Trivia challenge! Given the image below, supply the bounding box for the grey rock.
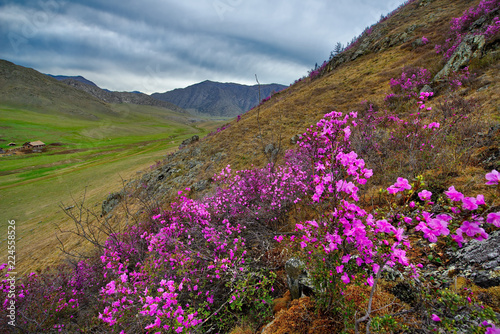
[192,179,208,192]
[211,152,226,162]
[290,134,302,144]
[264,143,279,161]
[179,135,199,149]
[420,85,434,94]
[102,192,123,216]
[433,34,485,82]
[412,37,427,48]
[448,230,500,288]
[285,258,315,300]
[187,160,200,169]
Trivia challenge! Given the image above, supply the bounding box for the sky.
[0,0,407,94]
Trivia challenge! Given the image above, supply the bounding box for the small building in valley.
[8,142,16,147]
[23,141,46,151]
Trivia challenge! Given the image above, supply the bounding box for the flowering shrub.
[275,109,500,332]
[0,260,105,332]
[447,66,475,89]
[435,0,500,59]
[308,61,328,80]
[386,66,431,103]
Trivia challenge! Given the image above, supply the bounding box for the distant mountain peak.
[152,80,287,117]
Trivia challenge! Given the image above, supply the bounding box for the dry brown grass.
[452,276,500,312]
[261,296,339,334]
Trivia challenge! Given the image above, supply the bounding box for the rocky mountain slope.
[152,80,287,117]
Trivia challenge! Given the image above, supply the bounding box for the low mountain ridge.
[0,59,116,119]
[59,78,187,113]
[47,74,99,87]
[152,80,287,117]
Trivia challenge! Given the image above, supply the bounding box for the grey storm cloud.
[0,0,407,94]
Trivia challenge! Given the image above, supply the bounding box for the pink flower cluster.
[388,66,431,100]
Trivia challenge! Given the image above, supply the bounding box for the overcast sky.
[0,0,407,94]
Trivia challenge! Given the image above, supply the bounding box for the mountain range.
[46,74,286,117]
[152,80,287,117]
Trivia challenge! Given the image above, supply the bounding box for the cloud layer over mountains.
[0,0,406,93]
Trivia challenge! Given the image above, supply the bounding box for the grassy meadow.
[0,103,227,272]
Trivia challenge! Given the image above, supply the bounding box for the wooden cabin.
[23,141,46,151]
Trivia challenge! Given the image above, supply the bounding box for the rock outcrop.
[448,231,500,288]
[433,34,486,82]
[285,258,314,300]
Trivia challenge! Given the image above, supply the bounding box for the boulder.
[102,192,123,216]
[285,258,314,300]
[179,135,199,149]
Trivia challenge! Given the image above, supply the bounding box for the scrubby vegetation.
[2,0,500,333]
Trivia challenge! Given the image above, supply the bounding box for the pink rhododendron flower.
[428,122,439,129]
[462,197,478,210]
[341,272,350,284]
[457,221,482,237]
[487,212,500,227]
[431,314,441,322]
[485,170,500,185]
[387,177,412,194]
[427,217,450,237]
[418,190,432,201]
[367,275,374,286]
[485,324,500,334]
[476,194,485,206]
[445,186,464,201]
[376,219,395,234]
[307,220,319,228]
